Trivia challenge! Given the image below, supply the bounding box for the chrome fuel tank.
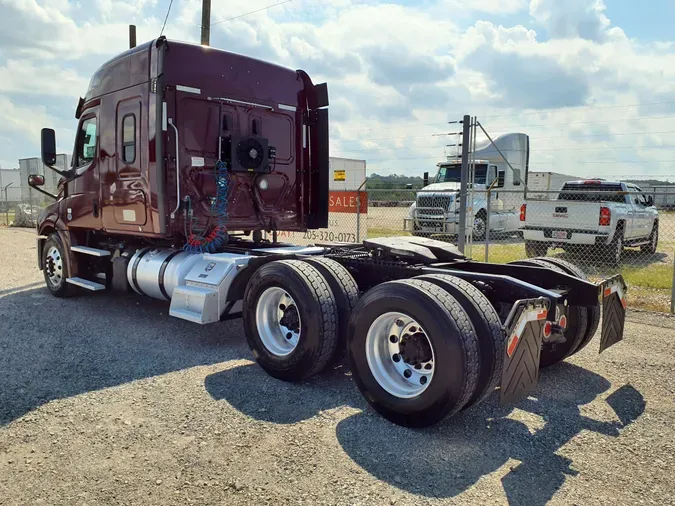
[126,248,202,300]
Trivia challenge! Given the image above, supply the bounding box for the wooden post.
[201,0,211,46]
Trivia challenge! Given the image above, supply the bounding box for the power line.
[159,0,174,36]
[209,0,292,27]
[335,155,675,163]
[336,129,675,145]
[338,144,675,155]
[344,100,675,134]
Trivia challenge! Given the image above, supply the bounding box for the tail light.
[599,206,611,226]
[520,203,527,222]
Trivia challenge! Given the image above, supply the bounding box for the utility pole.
[201,0,211,46]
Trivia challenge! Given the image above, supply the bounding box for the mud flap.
[599,275,627,353]
[499,298,550,406]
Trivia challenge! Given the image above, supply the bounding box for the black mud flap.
[499,298,550,406]
[599,275,627,353]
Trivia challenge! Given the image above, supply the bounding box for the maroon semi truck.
[28,37,628,427]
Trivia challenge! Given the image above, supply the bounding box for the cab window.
[76,117,97,167]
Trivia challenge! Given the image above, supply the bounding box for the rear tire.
[525,241,548,258]
[605,226,624,267]
[42,233,71,298]
[641,221,658,255]
[302,257,359,366]
[414,274,504,409]
[242,260,338,382]
[532,257,600,356]
[473,212,487,241]
[508,259,588,368]
[347,279,480,427]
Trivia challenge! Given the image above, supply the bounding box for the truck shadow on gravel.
[205,362,645,506]
[0,287,250,426]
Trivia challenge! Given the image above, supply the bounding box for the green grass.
[0,212,15,226]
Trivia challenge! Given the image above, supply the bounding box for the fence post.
[671,251,675,314]
[458,115,470,254]
[485,190,490,262]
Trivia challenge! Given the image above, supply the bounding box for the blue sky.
[1,0,675,180]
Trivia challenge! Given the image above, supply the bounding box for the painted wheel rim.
[365,312,435,398]
[474,217,486,238]
[45,246,63,288]
[255,287,301,357]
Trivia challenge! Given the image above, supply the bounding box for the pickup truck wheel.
[302,257,359,366]
[508,259,588,367]
[525,241,548,258]
[605,228,624,266]
[414,274,504,409]
[243,260,338,381]
[530,257,600,356]
[42,234,71,298]
[641,222,658,255]
[347,279,480,427]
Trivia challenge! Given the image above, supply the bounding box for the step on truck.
[28,36,628,428]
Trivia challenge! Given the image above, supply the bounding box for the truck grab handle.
[168,118,181,219]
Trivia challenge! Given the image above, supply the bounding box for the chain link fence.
[3,185,672,313]
[359,186,674,313]
[0,186,49,227]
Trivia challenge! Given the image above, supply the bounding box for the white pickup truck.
[521,180,659,265]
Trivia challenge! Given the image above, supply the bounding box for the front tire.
[42,233,71,298]
[473,212,487,241]
[242,260,338,382]
[347,279,480,427]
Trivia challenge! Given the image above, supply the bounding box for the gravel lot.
[1,227,675,506]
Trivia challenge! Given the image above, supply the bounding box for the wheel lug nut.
[420,376,427,385]
[392,354,401,363]
[389,335,398,343]
[403,369,412,379]
[279,304,286,310]
[286,332,292,340]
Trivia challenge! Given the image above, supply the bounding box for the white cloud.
[529,0,610,41]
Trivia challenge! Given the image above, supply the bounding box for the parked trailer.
[28,36,627,428]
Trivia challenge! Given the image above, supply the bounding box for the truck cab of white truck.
[405,132,529,241]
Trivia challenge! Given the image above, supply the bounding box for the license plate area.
[552,230,568,239]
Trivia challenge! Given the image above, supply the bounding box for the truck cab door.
[110,99,147,228]
[63,113,102,230]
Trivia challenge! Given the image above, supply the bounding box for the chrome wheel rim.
[255,287,301,356]
[473,216,486,239]
[45,246,63,288]
[365,312,435,398]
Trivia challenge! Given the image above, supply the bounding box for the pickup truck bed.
[521,181,659,265]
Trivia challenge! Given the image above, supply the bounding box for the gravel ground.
[1,227,674,506]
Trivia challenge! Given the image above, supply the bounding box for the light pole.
[4,182,13,225]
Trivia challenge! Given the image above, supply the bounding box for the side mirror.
[41,128,57,166]
[29,174,45,187]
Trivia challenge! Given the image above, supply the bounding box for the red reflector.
[520,203,527,222]
[543,321,552,338]
[604,287,612,297]
[599,206,611,226]
[558,314,567,330]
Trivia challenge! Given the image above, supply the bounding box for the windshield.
[435,164,487,184]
